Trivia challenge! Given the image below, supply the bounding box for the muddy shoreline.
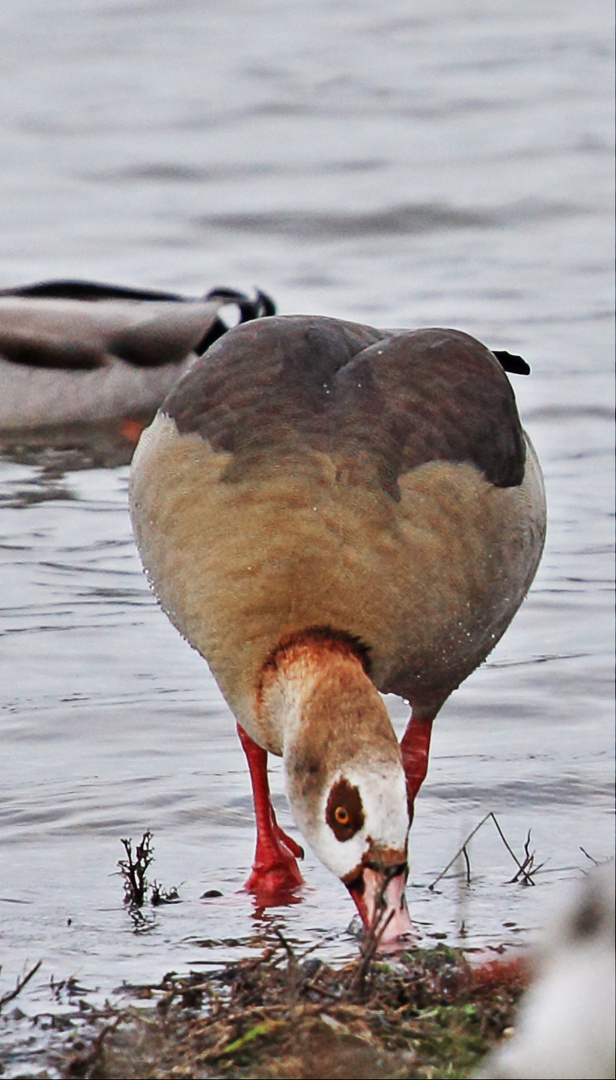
[1,939,527,1080]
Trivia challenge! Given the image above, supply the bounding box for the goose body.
[0,280,274,429]
[129,314,546,940]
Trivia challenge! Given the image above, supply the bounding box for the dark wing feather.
[0,280,185,302]
[166,315,526,490]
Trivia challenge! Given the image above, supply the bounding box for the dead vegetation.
[2,820,542,1078]
[0,959,42,1012]
[118,832,181,930]
[57,939,527,1080]
[62,818,534,1078]
[119,833,155,909]
[428,812,545,891]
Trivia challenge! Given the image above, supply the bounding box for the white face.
[284,757,410,882]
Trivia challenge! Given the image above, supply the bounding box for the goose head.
[257,628,413,941]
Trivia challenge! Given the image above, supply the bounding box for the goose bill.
[346,862,413,942]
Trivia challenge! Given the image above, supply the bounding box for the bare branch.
[0,960,42,1011]
[429,812,542,890]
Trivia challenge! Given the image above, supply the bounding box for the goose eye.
[326,778,365,842]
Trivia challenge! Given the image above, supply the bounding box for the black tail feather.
[493,349,531,376]
[198,287,276,353]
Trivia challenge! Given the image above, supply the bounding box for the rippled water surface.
[0,1,613,1067]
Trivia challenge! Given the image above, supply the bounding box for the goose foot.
[237,723,304,901]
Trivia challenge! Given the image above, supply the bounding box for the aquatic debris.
[118,832,181,919]
[150,880,181,906]
[57,940,527,1079]
[118,832,155,909]
[428,812,545,891]
[0,959,42,1012]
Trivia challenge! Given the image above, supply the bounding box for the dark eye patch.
[326,778,365,842]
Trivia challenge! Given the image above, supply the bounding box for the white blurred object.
[477,860,615,1080]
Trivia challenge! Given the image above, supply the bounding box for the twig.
[429,812,493,890]
[64,1014,122,1076]
[493,819,540,886]
[271,926,296,962]
[429,812,541,890]
[507,829,544,884]
[151,880,181,906]
[118,831,154,907]
[0,960,42,1011]
[350,869,399,999]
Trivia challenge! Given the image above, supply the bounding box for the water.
[0,0,613,1068]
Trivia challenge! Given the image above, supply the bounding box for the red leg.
[400,711,435,819]
[236,723,304,899]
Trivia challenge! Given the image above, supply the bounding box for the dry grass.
[57,942,527,1080]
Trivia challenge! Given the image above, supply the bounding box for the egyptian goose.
[129,314,546,941]
[0,279,274,429]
